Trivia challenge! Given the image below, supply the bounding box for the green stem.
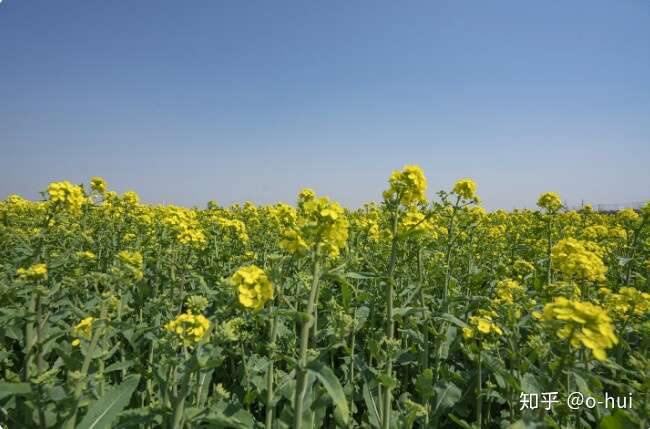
[293,255,322,429]
[171,353,192,429]
[265,313,279,429]
[381,207,400,429]
[64,309,105,429]
[546,215,553,285]
[476,349,482,429]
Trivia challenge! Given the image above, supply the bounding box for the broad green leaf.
[77,375,140,429]
[306,360,349,425]
[0,381,31,400]
[438,313,468,328]
[599,410,637,429]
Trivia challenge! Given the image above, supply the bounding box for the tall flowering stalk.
[279,189,348,429]
[537,192,563,285]
[380,165,427,429]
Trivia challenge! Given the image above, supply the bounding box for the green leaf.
[438,313,468,328]
[306,360,349,425]
[431,381,461,415]
[361,382,381,429]
[77,375,140,429]
[0,381,31,400]
[104,360,134,373]
[599,410,637,429]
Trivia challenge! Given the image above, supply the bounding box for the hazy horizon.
[2,1,649,210]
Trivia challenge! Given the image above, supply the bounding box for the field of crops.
[1,166,649,429]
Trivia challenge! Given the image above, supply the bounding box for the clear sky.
[1,1,649,210]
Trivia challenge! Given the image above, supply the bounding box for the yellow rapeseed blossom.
[452,178,478,201]
[537,192,563,212]
[164,313,210,346]
[599,287,650,320]
[230,265,274,310]
[493,278,525,305]
[210,214,248,243]
[76,251,96,261]
[280,191,349,258]
[161,206,206,248]
[122,191,140,206]
[382,165,427,206]
[117,250,144,280]
[71,316,95,347]
[541,297,618,361]
[90,176,107,193]
[617,208,640,224]
[551,238,607,282]
[16,263,48,281]
[464,309,503,339]
[352,204,381,242]
[47,181,87,211]
[118,250,142,267]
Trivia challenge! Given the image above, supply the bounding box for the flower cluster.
[230,265,274,310]
[493,278,525,305]
[541,297,618,361]
[382,165,427,206]
[164,313,210,346]
[16,263,48,281]
[452,178,478,201]
[599,287,650,320]
[71,316,95,347]
[90,176,107,194]
[76,250,96,261]
[121,191,140,206]
[209,213,249,243]
[400,208,443,239]
[47,181,87,212]
[352,204,381,242]
[117,250,144,281]
[463,309,503,339]
[161,206,206,248]
[537,192,563,212]
[551,238,607,282]
[280,190,349,258]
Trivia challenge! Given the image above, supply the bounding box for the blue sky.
[1,1,649,210]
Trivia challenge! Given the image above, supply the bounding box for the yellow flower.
[383,165,428,206]
[118,250,142,267]
[467,309,503,338]
[164,313,210,346]
[230,265,274,310]
[161,206,207,248]
[298,188,316,206]
[47,181,87,211]
[617,208,639,224]
[551,238,606,282]
[541,297,618,361]
[122,191,140,205]
[280,192,349,258]
[279,228,309,254]
[493,278,525,305]
[117,250,144,280]
[90,176,107,193]
[537,192,562,212]
[600,287,650,320]
[76,250,96,261]
[452,178,477,200]
[16,263,48,281]
[210,214,248,243]
[71,316,95,346]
